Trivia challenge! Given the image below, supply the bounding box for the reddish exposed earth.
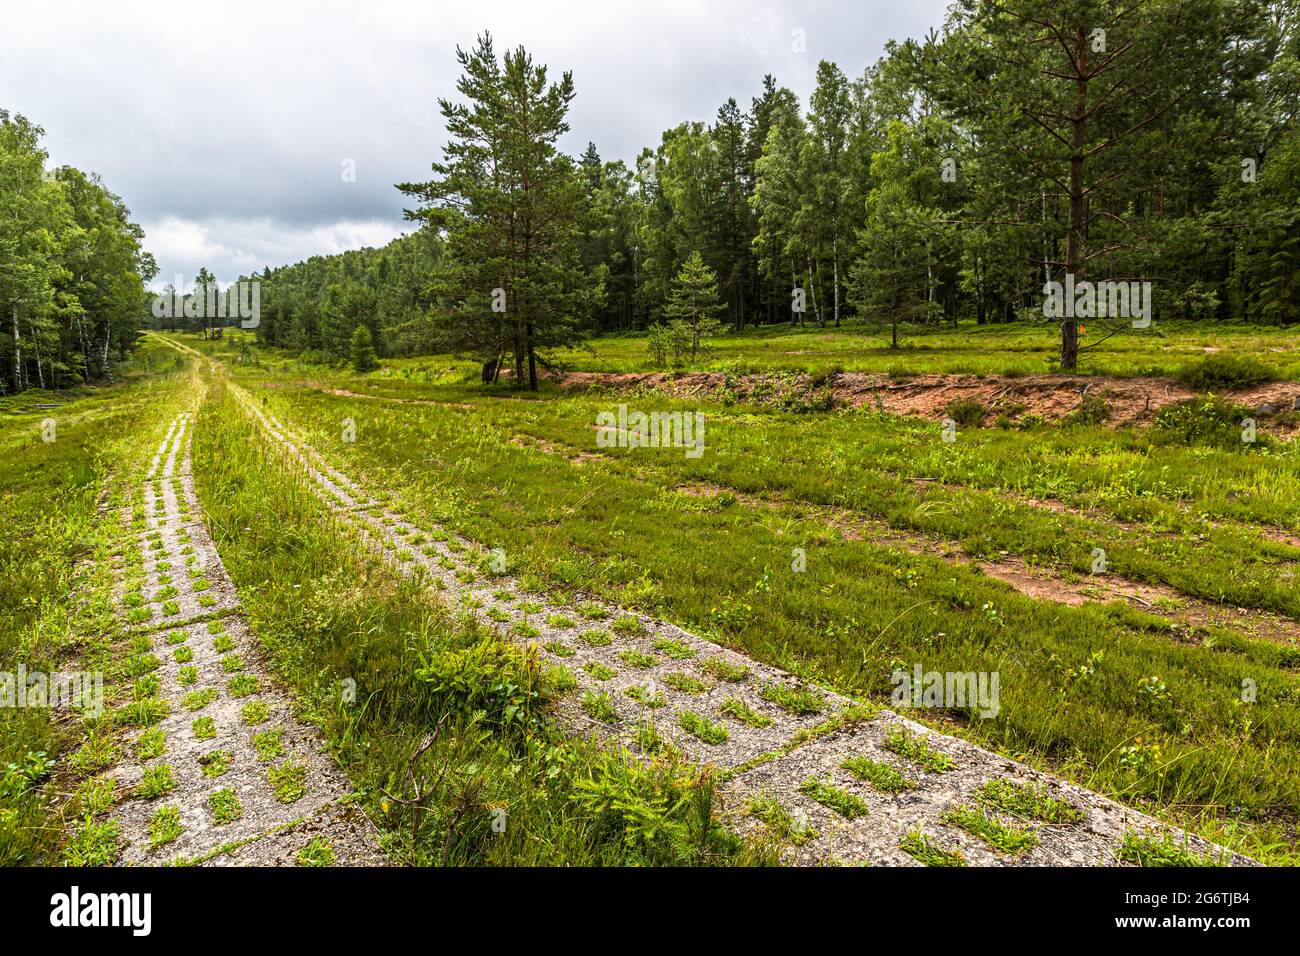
[551,369,1300,433]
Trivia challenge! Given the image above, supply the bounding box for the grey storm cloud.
[2,0,949,286]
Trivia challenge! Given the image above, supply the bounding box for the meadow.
[0,338,772,866]
[5,323,1297,865]
[0,343,193,864]
[545,320,1300,380]
[156,324,1300,864]
[6,0,1298,886]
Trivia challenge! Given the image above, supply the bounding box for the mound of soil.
[550,369,1300,433]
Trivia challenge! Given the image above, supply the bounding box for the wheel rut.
[226,379,1256,867]
[94,408,383,866]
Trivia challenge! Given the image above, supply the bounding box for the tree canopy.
[1,110,154,393]
[159,1,1299,378]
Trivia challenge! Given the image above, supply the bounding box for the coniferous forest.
[230,0,1297,381]
[8,1,1294,392]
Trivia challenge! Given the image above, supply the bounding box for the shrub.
[943,397,985,427]
[1154,397,1257,449]
[1068,394,1112,425]
[349,325,379,373]
[299,348,343,367]
[807,364,844,389]
[647,318,719,369]
[414,639,544,734]
[572,751,737,865]
[1176,354,1274,392]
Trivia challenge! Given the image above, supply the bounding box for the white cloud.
[142,216,409,289]
[3,0,949,285]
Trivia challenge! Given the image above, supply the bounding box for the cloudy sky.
[3,0,950,289]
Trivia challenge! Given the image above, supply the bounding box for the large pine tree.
[398,33,597,389]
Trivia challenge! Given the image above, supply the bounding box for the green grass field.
[152,325,1300,864]
[6,325,1298,865]
[545,320,1300,379]
[1,338,773,866]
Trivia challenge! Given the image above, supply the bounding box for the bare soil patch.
[553,370,1300,433]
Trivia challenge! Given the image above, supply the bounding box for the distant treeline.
[189,1,1298,376]
[1,111,156,395]
[221,230,446,363]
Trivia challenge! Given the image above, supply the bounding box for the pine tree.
[752,112,811,325]
[194,266,218,339]
[949,0,1238,368]
[806,61,853,328]
[349,324,378,372]
[398,33,597,389]
[662,251,724,357]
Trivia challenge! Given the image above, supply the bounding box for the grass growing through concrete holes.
[199,750,233,779]
[134,727,166,761]
[941,804,1038,856]
[759,683,825,716]
[149,805,183,847]
[664,672,708,694]
[0,348,191,863]
[900,829,966,867]
[200,339,1300,862]
[653,637,695,660]
[798,776,869,819]
[618,649,657,668]
[678,710,729,745]
[173,682,214,710]
[720,698,773,728]
[209,788,243,825]
[268,759,308,803]
[841,756,914,793]
[228,674,259,697]
[584,661,617,681]
[745,795,818,846]
[191,377,774,865]
[136,764,176,799]
[581,691,620,724]
[252,729,285,762]
[625,684,667,708]
[700,657,750,682]
[296,836,334,867]
[885,727,955,773]
[975,779,1083,824]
